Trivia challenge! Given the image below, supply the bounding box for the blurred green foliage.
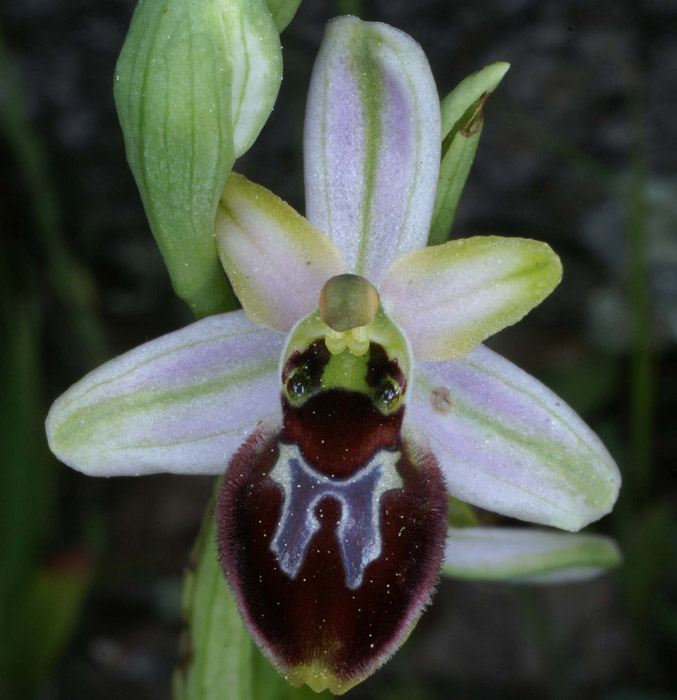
[502,90,677,690]
[0,29,96,699]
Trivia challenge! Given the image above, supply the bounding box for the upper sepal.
[304,16,441,285]
[46,311,283,477]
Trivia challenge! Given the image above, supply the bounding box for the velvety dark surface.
[216,417,448,686]
[281,391,403,479]
[283,339,332,400]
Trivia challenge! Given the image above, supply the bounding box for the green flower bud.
[114,0,283,317]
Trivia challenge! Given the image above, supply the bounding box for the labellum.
[216,276,448,694]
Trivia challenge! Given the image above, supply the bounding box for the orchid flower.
[46,17,621,696]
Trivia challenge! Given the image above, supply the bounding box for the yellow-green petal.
[215,173,344,332]
[380,235,563,361]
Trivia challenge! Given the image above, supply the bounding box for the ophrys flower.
[47,16,621,695]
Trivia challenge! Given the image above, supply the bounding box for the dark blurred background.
[1,0,676,698]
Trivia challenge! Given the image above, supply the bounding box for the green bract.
[174,495,289,700]
[430,61,510,245]
[114,0,283,317]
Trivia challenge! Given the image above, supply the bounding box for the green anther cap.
[319,274,379,332]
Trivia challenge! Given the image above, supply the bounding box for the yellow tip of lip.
[285,662,363,696]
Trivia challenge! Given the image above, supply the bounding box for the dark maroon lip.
[215,415,448,689]
[281,389,404,479]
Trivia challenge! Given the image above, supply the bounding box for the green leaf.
[0,294,46,619]
[173,489,290,700]
[429,62,509,246]
[428,121,482,246]
[114,0,282,317]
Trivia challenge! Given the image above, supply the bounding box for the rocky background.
[1,0,676,698]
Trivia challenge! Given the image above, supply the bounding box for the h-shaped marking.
[268,443,403,590]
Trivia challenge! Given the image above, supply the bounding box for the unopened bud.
[114,0,282,316]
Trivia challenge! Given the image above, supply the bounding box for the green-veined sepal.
[443,527,621,583]
[408,345,621,532]
[46,311,284,476]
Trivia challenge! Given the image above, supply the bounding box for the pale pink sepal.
[46,311,283,476]
[406,345,621,531]
[443,527,621,583]
[304,16,441,286]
